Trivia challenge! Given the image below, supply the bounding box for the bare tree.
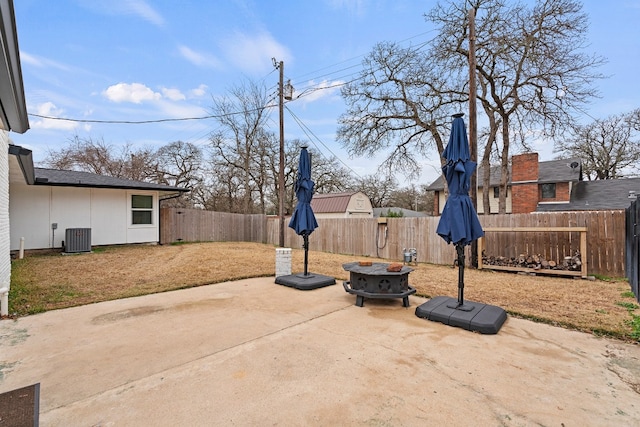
[207,80,274,214]
[555,112,640,180]
[351,174,398,208]
[388,185,434,212]
[339,0,604,214]
[428,0,605,212]
[338,41,463,178]
[156,141,204,207]
[43,135,159,181]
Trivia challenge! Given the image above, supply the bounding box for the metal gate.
[626,200,640,302]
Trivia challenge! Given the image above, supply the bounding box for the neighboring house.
[9,146,188,251]
[373,207,428,218]
[310,191,373,218]
[427,153,583,214]
[0,0,30,316]
[536,177,640,211]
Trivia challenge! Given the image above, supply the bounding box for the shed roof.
[310,192,359,213]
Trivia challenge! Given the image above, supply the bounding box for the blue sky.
[10,0,640,187]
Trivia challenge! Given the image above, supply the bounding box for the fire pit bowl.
[342,262,416,307]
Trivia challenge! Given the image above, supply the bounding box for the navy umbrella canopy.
[289,146,318,236]
[288,146,318,275]
[436,114,483,246]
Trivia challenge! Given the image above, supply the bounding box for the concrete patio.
[1,277,639,426]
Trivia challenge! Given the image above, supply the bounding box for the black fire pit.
[342,262,416,307]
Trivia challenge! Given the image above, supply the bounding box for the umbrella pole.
[303,232,309,276]
[456,244,464,305]
[452,243,475,311]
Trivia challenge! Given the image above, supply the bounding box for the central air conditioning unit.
[64,228,92,253]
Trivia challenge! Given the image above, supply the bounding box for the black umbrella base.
[275,273,336,290]
[415,296,507,334]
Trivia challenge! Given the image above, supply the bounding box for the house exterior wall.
[9,183,160,250]
[434,187,513,215]
[539,181,571,202]
[477,187,512,214]
[0,132,10,292]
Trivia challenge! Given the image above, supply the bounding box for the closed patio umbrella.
[275,146,335,290]
[288,146,318,276]
[416,113,505,334]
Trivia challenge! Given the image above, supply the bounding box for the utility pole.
[468,7,478,267]
[275,59,286,247]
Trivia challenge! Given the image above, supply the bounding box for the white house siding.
[9,184,50,249]
[9,184,160,250]
[0,132,10,293]
[476,188,513,214]
[91,188,127,245]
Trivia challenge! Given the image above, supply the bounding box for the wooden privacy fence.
[160,208,267,244]
[626,200,639,301]
[160,207,626,277]
[266,211,626,277]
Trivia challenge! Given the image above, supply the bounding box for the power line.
[27,103,278,125]
[28,29,437,127]
[285,105,362,179]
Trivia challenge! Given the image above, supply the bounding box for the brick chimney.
[511,153,539,214]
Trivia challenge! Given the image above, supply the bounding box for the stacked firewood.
[481,250,582,271]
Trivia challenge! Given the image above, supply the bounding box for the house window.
[541,183,556,199]
[132,195,153,225]
[493,187,499,198]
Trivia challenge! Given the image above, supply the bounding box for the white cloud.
[78,0,164,27]
[29,102,78,131]
[221,31,291,74]
[178,45,222,69]
[161,87,186,101]
[19,51,72,71]
[189,84,208,98]
[124,0,164,26]
[103,82,162,103]
[297,79,345,104]
[154,99,208,119]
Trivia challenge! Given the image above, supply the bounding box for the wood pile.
[481,250,582,271]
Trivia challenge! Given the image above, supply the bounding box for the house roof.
[536,178,640,212]
[310,192,359,213]
[426,157,582,191]
[0,0,29,133]
[9,144,189,197]
[33,168,189,196]
[538,158,582,184]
